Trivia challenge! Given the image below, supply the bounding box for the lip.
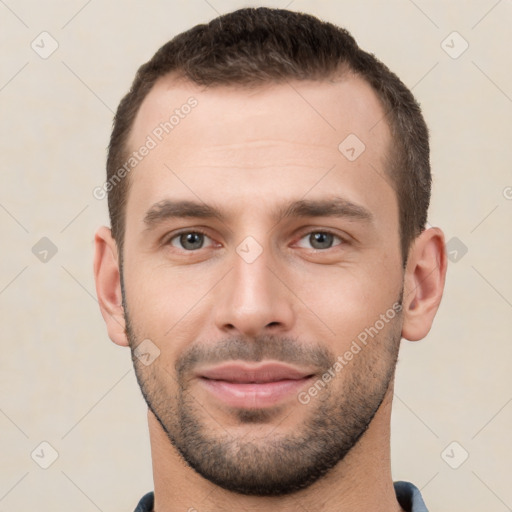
[198,362,313,383]
[197,362,315,409]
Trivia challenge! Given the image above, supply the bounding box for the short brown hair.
[107,7,430,262]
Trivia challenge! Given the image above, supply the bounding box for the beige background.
[1,0,511,510]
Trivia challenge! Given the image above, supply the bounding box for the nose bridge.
[214,238,294,337]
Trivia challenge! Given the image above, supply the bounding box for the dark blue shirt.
[134,481,428,511]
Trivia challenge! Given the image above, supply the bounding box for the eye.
[296,231,344,250]
[168,231,214,251]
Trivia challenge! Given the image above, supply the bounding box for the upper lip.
[197,362,315,383]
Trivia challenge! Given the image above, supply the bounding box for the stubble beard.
[125,299,403,497]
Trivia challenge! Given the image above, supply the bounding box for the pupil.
[311,232,332,249]
[181,233,203,249]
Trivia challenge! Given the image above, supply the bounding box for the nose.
[214,243,295,338]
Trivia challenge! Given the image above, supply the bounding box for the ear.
[93,226,129,347]
[401,227,447,341]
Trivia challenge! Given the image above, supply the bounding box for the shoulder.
[394,481,429,512]
[133,491,154,512]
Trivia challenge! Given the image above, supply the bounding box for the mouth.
[196,362,316,409]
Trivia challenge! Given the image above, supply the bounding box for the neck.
[149,384,404,512]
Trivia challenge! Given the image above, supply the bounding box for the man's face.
[121,75,404,495]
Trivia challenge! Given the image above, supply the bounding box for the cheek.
[122,260,217,370]
[124,258,211,325]
[287,263,402,349]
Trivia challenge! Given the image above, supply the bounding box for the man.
[93,7,447,512]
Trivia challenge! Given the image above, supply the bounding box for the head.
[94,7,446,497]
[106,7,430,263]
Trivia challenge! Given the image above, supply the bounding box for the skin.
[94,73,447,511]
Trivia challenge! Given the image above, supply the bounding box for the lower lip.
[199,377,313,408]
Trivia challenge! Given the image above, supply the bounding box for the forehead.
[129,73,391,158]
[125,74,395,224]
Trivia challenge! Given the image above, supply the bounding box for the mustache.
[175,334,335,377]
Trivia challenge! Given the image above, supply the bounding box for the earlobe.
[93,226,129,347]
[401,227,447,341]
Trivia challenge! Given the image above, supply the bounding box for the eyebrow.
[143,197,373,229]
[276,198,373,223]
[144,200,223,228]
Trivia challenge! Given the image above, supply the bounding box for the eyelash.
[294,230,345,250]
[164,229,347,251]
[165,229,215,249]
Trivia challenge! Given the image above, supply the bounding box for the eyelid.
[163,228,216,249]
[160,227,350,252]
[293,229,348,249]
